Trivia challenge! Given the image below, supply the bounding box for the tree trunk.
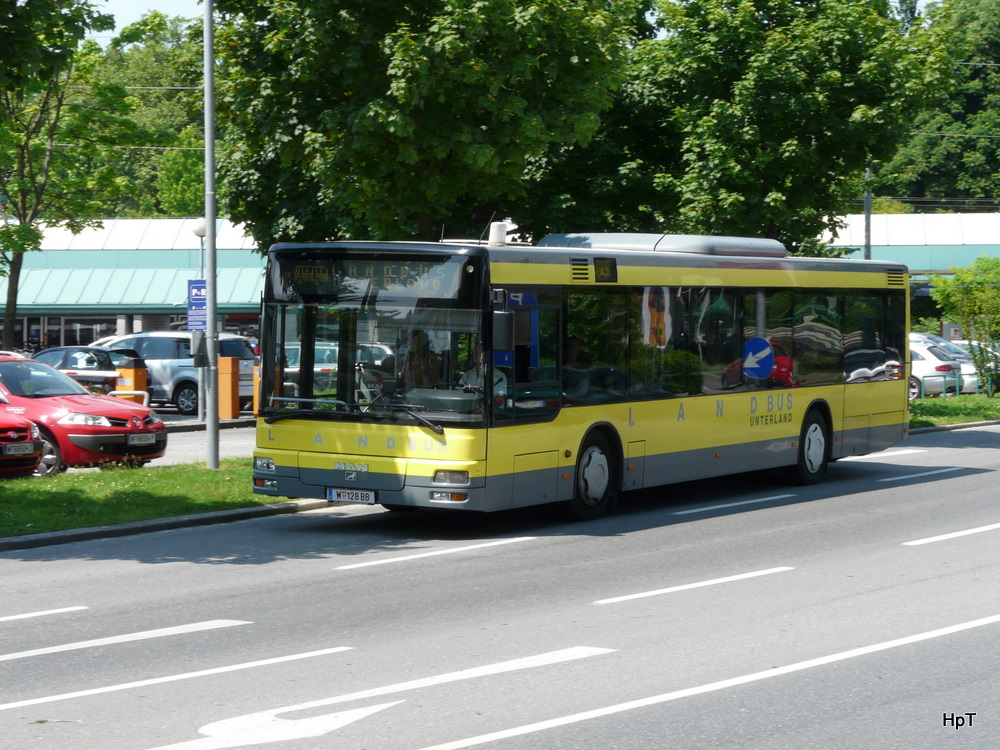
[3,251,25,349]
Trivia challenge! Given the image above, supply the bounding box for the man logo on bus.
[335,462,369,472]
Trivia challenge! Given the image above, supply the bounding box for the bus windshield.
[259,250,491,428]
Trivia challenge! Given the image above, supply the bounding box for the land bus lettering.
[749,394,793,414]
[254,232,908,518]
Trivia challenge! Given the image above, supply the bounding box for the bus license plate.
[327,488,376,505]
[128,434,157,446]
[3,443,35,456]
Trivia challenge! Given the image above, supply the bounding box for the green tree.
[213,0,637,245]
[874,0,1000,213]
[0,29,164,345]
[930,256,1000,395]
[91,12,204,217]
[0,0,111,89]
[518,0,950,253]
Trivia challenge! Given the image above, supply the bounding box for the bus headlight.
[433,470,469,485]
[254,457,276,472]
[430,491,469,503]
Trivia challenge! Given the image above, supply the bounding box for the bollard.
[217,356,240,419]
[114,358,149,405]
[253,364,260,415]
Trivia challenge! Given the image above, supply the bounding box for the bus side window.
[564,288,629,405]
[495,305,559,420]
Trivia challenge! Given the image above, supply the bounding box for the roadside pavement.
[0,412,329,553]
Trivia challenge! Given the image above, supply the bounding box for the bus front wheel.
[787,410,829,485]
[565,433,619,521]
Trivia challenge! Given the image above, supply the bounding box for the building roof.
[826,213,1000,275]
[2,218,264,315]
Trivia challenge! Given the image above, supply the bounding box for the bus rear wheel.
[565,433,618,521]
[787,410,829,485]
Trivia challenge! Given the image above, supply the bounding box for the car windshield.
[0,360,90,397]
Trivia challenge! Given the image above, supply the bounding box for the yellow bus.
[252,227,909,520]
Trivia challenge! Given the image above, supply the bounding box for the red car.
[0,410,43,476]
[0,356,167,475]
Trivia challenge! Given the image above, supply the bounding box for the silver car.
[95,331,257,414]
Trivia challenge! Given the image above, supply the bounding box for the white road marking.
[149,702,404,750]
[0,606,88,622]
[671,495,795,516]
[417,614,1000,750]
[903,521,1000,546]
[336,537,537,569]
[147,647,615,750]
[840,449,927,461]
[592,567,795,605]
[877,467,963,482]
[0,619,249,663]
[0,646,353,711]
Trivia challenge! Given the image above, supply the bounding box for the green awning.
[2,266,264,315]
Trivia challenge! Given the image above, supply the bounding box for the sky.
[91,0,205,41]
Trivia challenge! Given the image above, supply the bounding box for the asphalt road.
[2,425,999,749]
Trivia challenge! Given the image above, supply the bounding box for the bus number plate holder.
[327,488,376,505]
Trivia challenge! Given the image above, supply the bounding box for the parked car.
[33,346,144,394]
[909,332,975,364]
[909,342,976,399]
[94,331,257,415]
[0,356,167,475]
[0,410,43,476]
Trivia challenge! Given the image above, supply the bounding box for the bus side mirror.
[493,311,514,351]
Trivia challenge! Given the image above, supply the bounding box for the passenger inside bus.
[399,330,440,389]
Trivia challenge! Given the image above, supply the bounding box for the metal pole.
[203,0,219,468]
[864,166,872,261]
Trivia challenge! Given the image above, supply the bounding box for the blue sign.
[187,279,207,331]
[742,337,774,379]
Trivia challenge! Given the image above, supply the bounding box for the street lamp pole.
[203,0,219,468]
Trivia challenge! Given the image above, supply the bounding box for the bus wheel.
[566,433,618,521]
[788,410,829,485]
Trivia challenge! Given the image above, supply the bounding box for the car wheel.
[175,382,199,415]
[35,429,65,476]
[908,376,921,401]
[564,432,619,521]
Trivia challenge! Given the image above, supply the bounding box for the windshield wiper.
[366,403,445,434]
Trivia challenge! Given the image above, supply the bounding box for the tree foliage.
[930,256,1000,395]
[874,0,1000,212]
[517,0,950,253]
[92,12,204,217]
[213,0,637,244]
[0,0,112,89]
[0,9,168,344]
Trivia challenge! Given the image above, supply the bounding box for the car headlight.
[58,413,112,427]
[147,410,164,426]
[30,423,40,440]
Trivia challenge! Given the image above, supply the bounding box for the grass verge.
[0,459,265,539]
[909,394,1000,428]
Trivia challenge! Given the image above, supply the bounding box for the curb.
[162,417,257,433]
[0,499,330,552]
